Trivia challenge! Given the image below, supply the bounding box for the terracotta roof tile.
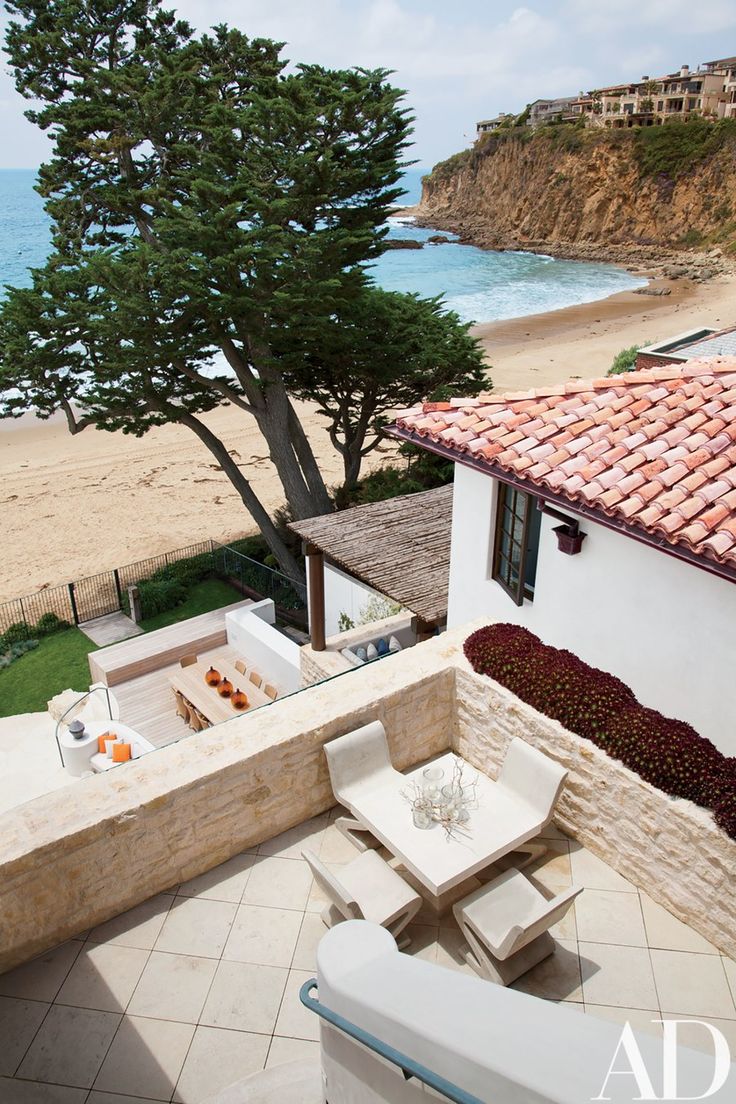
[392,355,736,573]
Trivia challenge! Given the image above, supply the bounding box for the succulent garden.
[464,623,736,840]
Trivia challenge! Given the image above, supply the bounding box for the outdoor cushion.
[112,742,132,763]
[376,638,389,656]
[366,643,378,660]
[388,635,402,653]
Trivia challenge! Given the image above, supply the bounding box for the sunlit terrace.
[0,624,734,1101]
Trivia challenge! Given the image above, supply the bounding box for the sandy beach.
[1,270,734,604]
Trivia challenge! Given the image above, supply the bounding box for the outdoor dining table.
[342,751,547,907]
[169,656,270,726]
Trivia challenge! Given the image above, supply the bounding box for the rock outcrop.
[417,123,736,277]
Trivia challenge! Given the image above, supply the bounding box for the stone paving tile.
[126,951,217,1024]
[17,1005,121,1089]
[154,896,238,959]
[0,941,84,1002]
[173,1025,269,1103]
[0,996,49,1077]
[4,829,736,1101]
[176,853,257,903]
[93,1015,195,1099]
[201,960,288,1034]
[55,944,149,1014]
[87,894,175,951]
[223,903,303,968]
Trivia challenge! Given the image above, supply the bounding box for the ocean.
[0,167,645,324]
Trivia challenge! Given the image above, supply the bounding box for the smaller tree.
[283,287,488,489]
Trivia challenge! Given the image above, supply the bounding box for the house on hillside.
[527,97,578,127]
[475,113,515,139]
[389,357,736,755]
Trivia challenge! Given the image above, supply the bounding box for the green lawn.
[0,578,244,717]
[137,578,243,631]
[0,629,97,716]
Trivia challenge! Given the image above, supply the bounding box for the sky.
[2,0,736,170]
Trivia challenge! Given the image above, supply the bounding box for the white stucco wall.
[306,560,392,637]
[448,464,736,755]
[225,602,301,693]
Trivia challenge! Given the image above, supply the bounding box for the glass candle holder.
[422,765,444,800]
[412,806,433,829]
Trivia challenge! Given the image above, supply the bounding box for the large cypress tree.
[0,0,411,581]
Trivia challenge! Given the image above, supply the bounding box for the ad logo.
[593,1021,731,1101]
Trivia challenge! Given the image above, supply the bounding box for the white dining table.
[343,751,546,903]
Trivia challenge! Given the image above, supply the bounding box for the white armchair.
[453,868,582,986]
[323,721,404,852]
[494,737,568,869]
[302,848,421,949]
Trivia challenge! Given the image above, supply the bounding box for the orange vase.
[231,688,249,711]
[217,678,233,698]
[205,666,221,687]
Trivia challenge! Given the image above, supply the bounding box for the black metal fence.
[0,539,306,634]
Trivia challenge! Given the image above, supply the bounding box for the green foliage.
[608,343,649,376]
[679,228,704,247]
[0,622,34,649]
[634,118,736,180]
[0,0,413,578]
[35,612,70,636]
[284,286,488,488]
[0,612,71,654]
[138,579,245,632]
[0,638,39,670]
[0,628,97,716]
[137,577,188,620]
[338,612,355,632]
[428,149,473,182]
[339,442,454,507]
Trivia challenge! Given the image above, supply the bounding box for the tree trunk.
[251,370,332,520]
[178,410,305,586]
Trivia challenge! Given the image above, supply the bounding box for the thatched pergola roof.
[289,485,452,626]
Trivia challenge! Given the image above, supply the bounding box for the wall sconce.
[537,499,587,555]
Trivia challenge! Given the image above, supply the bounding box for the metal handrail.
[299,979,485,1104]
[54,685,114,766]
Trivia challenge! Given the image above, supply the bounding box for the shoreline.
[397,202,734,278]
[3,230,735,603]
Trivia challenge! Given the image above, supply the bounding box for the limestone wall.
[0,646,454,973]
[452,651,736,958]
[1,621,734,970]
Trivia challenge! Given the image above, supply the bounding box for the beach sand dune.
[1,272,733,604]
[0,399,394,603]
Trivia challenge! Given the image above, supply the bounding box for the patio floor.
[1,812,735,1103]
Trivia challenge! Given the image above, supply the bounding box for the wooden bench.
[88,601,252,686]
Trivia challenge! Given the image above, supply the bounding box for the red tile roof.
[391,357,736,574]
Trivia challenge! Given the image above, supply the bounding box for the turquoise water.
[0,168,645,322]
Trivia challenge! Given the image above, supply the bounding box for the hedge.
[0,613,70,670]
[463,624,736,840]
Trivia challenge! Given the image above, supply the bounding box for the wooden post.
[304,543,326,651]
[412,616,436,643]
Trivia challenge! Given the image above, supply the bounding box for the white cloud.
[2,1,736,169]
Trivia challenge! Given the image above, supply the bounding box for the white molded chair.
[453,868,582,986]
[323,721,404,852]
[302,848,421,949]
[492,738,569,869]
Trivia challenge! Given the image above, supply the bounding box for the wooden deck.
[114,644,245,748]
[88,601,253,686]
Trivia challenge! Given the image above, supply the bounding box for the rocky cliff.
[417,120,736,272]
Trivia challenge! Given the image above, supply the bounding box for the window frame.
[491,482,540,606]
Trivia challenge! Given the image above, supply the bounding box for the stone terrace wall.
[0,642,455,973]
[2,620,733,970]
[452,649,736,958]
